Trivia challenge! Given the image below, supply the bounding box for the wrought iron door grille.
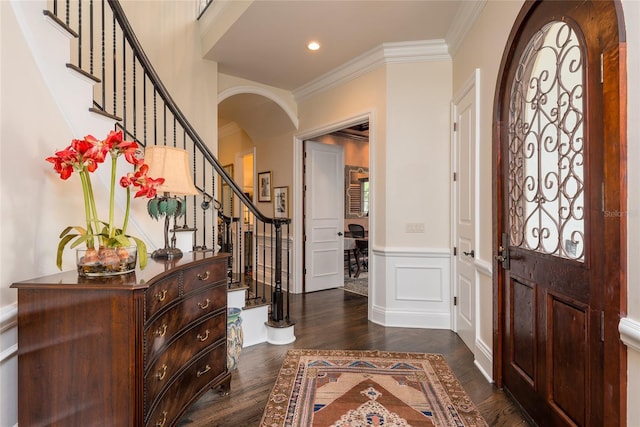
[508,21,585,261]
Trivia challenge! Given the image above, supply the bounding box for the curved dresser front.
[11,252,231,427]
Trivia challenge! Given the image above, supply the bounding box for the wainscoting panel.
[371,247,451,329]
[255,233,295,289]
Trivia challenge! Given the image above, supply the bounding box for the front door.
[304,140,345,292]
[493,1,626,426]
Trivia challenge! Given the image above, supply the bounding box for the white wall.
[1,3,80,424]
[0,1,219,425]
[120,0,219,152]
[450,0,523,381]
[297,57,453,328]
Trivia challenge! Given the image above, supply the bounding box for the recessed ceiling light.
[307,41,320,51]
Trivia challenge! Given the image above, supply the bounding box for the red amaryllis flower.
[45,146,80,179]
[46,131,165,271]
[116,140,143,165]
[120,164,165,198]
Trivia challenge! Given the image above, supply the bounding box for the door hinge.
[601,311,605,342]
[600,52,604,84]
[453,172,457,182]
[453,122,457,132]
[453,247,457,256]
[454,296,458,306]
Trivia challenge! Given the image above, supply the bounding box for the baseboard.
[370,304,450,329]
[473,338,493,383]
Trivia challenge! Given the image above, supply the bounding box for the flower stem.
[122,186,131,235]
[84,170,102,245]
[108,153,117,239]
[79,170,95,248]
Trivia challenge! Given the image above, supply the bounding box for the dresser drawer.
[145,343,227,427]
[145,284,226,362]
[145,272,181,319]
[183,259,227,295]
[145,311,226,404]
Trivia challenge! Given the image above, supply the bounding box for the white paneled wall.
[371,247,451,328]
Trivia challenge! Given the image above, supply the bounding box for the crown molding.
[293,39,451,102]
[445,0,487,58]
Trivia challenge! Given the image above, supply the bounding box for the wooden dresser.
[11,252,231,426]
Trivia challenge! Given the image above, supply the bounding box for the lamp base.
[151,247,184,259]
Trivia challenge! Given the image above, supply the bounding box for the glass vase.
[76,246,137,277]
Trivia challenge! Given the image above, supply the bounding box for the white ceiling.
[204,0,473,92]
[207,0,484,135]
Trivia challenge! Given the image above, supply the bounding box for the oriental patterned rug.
[260,349,488,427]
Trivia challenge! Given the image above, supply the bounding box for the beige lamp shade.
[145,146,198,196]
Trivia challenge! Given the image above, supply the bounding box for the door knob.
[463,250,475,258]
[338,232,343,236]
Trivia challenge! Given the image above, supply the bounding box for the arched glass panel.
[508,21,585,261]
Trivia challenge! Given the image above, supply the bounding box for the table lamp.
[145,146,199,259]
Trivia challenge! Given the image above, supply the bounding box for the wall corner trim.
[619,317,640,353]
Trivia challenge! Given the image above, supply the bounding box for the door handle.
[338,232,343,236]
[463,249,475,258]
[495,235,510,270]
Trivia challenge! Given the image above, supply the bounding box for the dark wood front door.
[493,1,626,426]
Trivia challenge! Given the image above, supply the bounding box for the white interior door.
[304,140,344,292]
[453,72,478,351]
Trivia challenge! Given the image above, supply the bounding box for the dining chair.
[348,224,368,276]
[348,223,366,238]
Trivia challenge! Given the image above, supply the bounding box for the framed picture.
[258,171,272,202]
[274,186,289,218]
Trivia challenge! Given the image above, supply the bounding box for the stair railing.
[45,0,293,325]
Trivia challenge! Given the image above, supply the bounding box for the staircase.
[11,0,294,346]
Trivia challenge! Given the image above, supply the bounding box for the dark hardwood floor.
[178,288,533,426]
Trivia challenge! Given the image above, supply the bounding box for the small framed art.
[258,171,272,202]
[274,186,289,218]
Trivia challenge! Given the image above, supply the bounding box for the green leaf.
[159,199,168,215]
[56,233,78,270]
[147,198,160,220]
[166,198,178,217]
[113,235,131,247]
[130,236,148,269]
[60,226,86,239]
[69,234,91,249]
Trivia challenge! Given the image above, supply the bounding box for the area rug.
[343,272,368,297]
[260,349,488,427]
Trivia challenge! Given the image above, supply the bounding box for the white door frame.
[451,69,480,345]
[292,112,374,301]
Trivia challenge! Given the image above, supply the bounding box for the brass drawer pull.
[197,364,211,378]
[197,271,210,281]
[155,410,167,427]
[156,364,168,381]
[155,289,167,302]
[197,329,210,342]
[154,324,168,337]
[198,298,210,310]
